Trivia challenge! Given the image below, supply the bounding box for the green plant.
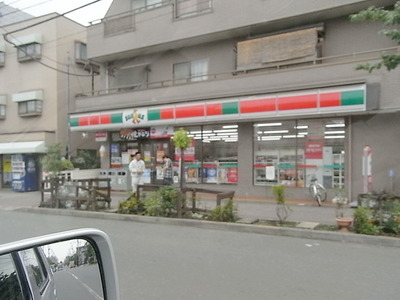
[41,143,73,176]
[272,185,292,224]
[353,207,381,235]
[143,186,180,217]
[208,199,238,222]
[381,199,400,235]
[333,189,348,218]
[172,128,192,191]
[117,195,145,215]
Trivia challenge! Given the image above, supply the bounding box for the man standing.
[162,155,173,185]
[129,151,145,195]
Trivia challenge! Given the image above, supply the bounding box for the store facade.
[70,83,371,199]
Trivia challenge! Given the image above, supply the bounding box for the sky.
[3,0,113,26]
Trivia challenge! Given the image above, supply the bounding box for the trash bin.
[98,169,109,188]
[108,169,118,191]
[116,168,131,191]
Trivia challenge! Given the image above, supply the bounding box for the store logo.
[124,109,145,124]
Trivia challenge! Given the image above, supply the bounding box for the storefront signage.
[95,131,108,142]
[150,126,174,138]
[123,109,146,125]
[70,84,366,131]
[120,128,150,140]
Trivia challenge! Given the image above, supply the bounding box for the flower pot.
[336,217,353,232]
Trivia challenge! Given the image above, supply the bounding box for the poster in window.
[227,168,238,183]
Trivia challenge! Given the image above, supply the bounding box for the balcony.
[87,0,394,62]
[74,46,399,114]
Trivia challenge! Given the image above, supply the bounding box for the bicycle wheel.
[315,193,321,206]
[316,184,327,202]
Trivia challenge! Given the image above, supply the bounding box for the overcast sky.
[3,0,113,26]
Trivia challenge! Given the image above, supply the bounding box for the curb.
[14,207,400,248]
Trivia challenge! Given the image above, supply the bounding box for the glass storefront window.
[184,124,238,184]
[254,118,345,188]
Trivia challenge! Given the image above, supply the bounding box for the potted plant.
[333,189,352,232]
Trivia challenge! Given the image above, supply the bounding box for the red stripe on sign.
[206,103,222,116]
[320,92,341,107]
[79,116,89,126]
[240,97,276,113]
[100,115,111,124]
[161,108,174,119]
[175,105,205,118]
[89,115,100,125]
[278,94,318,110]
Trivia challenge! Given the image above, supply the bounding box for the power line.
[1,0,54,19]
[2,0,102,76]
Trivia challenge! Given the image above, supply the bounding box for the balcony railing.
[76,46,400,99]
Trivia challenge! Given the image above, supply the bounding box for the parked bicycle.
[309,176,327,206]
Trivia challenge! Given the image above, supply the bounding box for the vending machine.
[11,154,39,192]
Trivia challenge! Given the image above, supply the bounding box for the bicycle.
[309,176,327,206]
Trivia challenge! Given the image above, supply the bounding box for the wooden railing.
[40,177,111,210]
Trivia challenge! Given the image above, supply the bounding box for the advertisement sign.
[150,126,174,139]
[120,128,150,140]
[95,131,108,142]
[174,140,195,161]
[305,141,323,159]
[227,168,238,183]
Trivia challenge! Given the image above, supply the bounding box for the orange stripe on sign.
[206,103,222,115]
[89,115,100,125]
[100,115,111,124]
[175,105,205,118]
[161,108,174,119]
[79,116,89,126]
[320,92,341,107]
[278,94,318,110]
[241,98,275,113]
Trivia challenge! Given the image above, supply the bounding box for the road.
[0,209,399,300]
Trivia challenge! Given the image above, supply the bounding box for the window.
[115,64,149,91]
[254,118,345,189]
[20,248,49,296]
[0,254,24,299]
[0,51,4,67]
[17,43,41,62]
[0,95,6,119]
[173,59,208,83]
[133,0,163,11]
[182,124,238,184]
[175,0,212,18]
[18,100,42,116]
[0,104,6,119]
[75,42,87,64]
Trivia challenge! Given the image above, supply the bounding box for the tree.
[172,128,192,190]
[350,2,400,72]
[172,128,192,217]
[41,143,74,176]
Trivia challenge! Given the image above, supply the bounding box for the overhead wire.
[2,0,102,76]
[1,0,54,19]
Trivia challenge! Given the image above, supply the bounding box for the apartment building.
[0,11,95,190]
[70,0,400,200]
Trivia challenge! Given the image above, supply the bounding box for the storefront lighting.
[223,125,238,129]
[261,136,281,141]
[325,135,345,139]
[326,123,345,128]
[255,122,282,127]
[263,130,289,134]
[324,130,345,134]
[295,125,308,129]
[213,129,237,133]
[283,135,297,138]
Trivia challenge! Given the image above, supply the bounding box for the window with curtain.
[175,0,212,18]
[173,59,208,83]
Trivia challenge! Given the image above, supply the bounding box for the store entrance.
[140,139,173,185]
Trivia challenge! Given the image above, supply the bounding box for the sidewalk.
[0,188,351,225]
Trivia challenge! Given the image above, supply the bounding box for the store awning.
[0,141,46,154]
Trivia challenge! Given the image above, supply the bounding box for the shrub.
[143,186,180,217]
[117,195,144,214]
[208,199,238,222]
[353,207,380,235]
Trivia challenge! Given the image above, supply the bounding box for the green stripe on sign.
[111,113,123,123]
[341,90,364,106]
[148,109,161,121]
[222,102,239,114]
[70,117,79,127]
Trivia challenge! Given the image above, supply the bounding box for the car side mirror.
[0,228,119,300]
